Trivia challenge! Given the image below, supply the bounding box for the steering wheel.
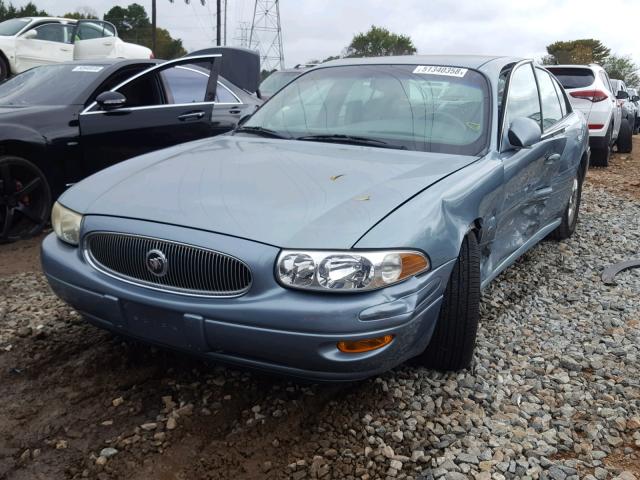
[430,110,470,131]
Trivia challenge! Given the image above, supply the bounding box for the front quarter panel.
[354,154,504,276]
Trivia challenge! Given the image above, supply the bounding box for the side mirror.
[96,91,127,110]
[616,90,629,100]
[632,95,639,102]
[21,29,37,39]
[507,117,541,148]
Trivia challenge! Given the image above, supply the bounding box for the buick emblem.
[146,249,168,277]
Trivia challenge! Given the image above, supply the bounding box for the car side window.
[76,21,116,41]
[216,83,240,103]
[31,23,72,43]
[160,65,209,104]
[551,78,570,116]
[536,69,563,130]
[505,63,541,128]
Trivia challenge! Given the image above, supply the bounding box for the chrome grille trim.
[83,232,252,298]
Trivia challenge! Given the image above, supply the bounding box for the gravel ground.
[0,148,639,480]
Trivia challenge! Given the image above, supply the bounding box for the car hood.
[0,105,71,126]
[61,136,478,249]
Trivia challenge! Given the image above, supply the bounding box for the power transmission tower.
[235,21,251,48]
[249,0,284,71]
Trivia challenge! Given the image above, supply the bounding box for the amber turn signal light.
[337,335,394,353]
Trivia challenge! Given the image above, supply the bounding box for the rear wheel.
[0,156,51,244]
[414,233,480,371]
[590,126,611,167]
[616,118,633,153]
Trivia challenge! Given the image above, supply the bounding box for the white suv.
[547,64,624,166]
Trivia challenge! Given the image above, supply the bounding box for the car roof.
[547,64,603,70]
[320,55,522,70]
[20,17,79,23]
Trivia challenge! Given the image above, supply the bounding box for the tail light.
[588,124,604,130]
[570,90,608,103]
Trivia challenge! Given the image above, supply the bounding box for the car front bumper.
[41,217,454,382]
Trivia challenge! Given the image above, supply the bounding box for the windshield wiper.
[234,126,292,139]
[296,134,407,150]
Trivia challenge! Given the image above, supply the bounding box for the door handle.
[545,153,561,164]
[228,109,241,114]
[103,42,113,47]
[178,111,205,121]
[532,186,553,200]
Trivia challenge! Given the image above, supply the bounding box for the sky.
[10,0,640,68]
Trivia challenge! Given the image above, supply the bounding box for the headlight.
[51,202,82,246]
[277,250,429,292]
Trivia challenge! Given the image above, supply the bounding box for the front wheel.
[0,55,8,81]
[413,233,481,371]
[0,155,52,244]
[549,167,583,241]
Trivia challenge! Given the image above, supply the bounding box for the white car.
[0,17,152,80]
[547,64,624,166]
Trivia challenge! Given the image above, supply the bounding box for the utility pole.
[216,0,221,45]
[151,0,157,56]
[223,0,227,45]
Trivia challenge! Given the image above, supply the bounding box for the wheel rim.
[0,160,48,241]
[567,176,579,224]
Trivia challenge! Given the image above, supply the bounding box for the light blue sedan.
[42,55,589,381]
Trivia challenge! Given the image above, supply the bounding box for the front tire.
[0,55,8,81]
[549,166,584,240]
[0,155,52,244]
[616,118,633,153]
[414,233,480,371]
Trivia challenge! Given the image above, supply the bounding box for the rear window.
[546,68,595,89]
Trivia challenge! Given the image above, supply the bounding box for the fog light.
[337,335,394,353]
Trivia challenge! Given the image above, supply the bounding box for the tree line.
[302,27,639,87]
[0,1,187,59]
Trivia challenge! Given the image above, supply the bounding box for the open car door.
[78,54,221,176]
[73,20,118,60]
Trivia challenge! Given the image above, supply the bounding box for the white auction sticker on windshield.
[72,66,104,73]
[413,65,468,77]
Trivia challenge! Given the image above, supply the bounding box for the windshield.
[259,71,301,97]
[0,64,105,106]
[0,18,30,36]
[246,64,490,155]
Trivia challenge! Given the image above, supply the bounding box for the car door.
[72,20,118,60]
[533,67,574,225]
[212,80,255,133]
[14,22,74,72]
[493,62,548,266]
[606,74,622,136]
[78,54,220,176]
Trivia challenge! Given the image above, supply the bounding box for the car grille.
[84,232,252,297]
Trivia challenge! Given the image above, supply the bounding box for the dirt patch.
[587,136,640,201]
[0,232,47,276]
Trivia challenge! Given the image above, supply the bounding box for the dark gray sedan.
[42,55,589,381]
